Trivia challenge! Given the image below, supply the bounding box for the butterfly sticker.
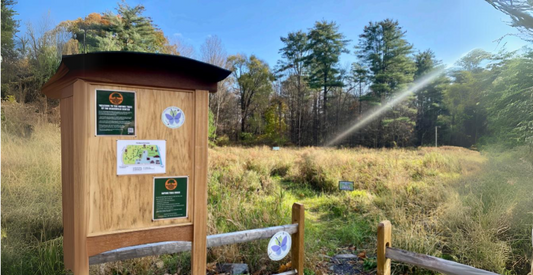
[162,107,185,129]
[271,235,288,255]
[267,231,291,261]
[165,109,182,125]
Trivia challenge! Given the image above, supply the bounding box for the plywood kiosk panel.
[82,82,195,236]
[41,52,231,275]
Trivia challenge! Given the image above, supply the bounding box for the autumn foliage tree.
[2,0,531,151]
[60,3,176,54]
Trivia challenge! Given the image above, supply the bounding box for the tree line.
[2,0,532,149]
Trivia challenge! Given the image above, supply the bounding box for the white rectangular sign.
[116,140,166,175]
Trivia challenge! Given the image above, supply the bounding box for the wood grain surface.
[291,203,305,274]
[191,90,209,275]
[87,224,193,256]
[89,223,299,264]
[377,220,392,275]
[72,80,90,274]
[386,247,499,275]
[60,94,74,270]
[84,82,195,235]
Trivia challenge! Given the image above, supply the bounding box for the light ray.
[326,66,447,147]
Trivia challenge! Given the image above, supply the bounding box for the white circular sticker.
[162,106,185,129]
[267,231,292,261]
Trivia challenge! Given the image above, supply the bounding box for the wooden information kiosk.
[41,52,231,274]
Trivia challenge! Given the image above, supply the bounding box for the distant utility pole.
[435,126,438,147]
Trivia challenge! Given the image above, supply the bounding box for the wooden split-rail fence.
[377,220,500,275]
[89,207,508,275]
[89,203,305,275]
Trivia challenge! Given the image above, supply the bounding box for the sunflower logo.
[165,179,178,190]
[109,92,124,105]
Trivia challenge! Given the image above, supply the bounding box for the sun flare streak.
[326,67,447,146]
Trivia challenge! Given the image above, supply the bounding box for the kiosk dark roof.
[42,51,232,98]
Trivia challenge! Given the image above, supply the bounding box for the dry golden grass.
[206,145,490,273]
[6,109,529,274]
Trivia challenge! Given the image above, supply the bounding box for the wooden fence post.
[291,203,304,274]
[377,220,392,275]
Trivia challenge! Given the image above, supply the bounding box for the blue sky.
[15,0,529,68]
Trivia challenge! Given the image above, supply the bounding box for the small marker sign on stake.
[339,181,354,191]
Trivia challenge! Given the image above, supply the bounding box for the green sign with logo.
[96,90,136,136]
[153,177,188,220]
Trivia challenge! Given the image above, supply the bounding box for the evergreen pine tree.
[356,19,415,146]
[305,21,349,144]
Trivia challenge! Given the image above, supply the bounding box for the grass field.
[2,104,532,274]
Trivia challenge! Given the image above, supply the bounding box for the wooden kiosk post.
[41,52,231,275]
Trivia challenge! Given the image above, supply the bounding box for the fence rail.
[89,224,298,265]
[273,271,297,275]
[386,247,498,275]
[377,220,499,275]
[90,203,305,274]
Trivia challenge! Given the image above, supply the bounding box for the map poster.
[153,177,188,220]
[116,140,166,175]
[96,89,136,136]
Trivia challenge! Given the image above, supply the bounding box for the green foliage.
[3,10,70,103]
[355,19,416,147]
[277,31,311,146]
[1,0,19,100]
[305,21,349,141]
[356,19,415,98]
[264,100,288,145]
[62,12,109,53]
[60,3,175,54]
[278,30,308,77]
[440,48,533,149]
[456,49,492,72]
[480,49,533,148]
[441,49,492,147]
[228,54,275,135]
[240,131,254,141]
[414,50,449,146]
[363,258,377,271]
[101,2,161,52]
[208,109,216,145]
[305,21,349,92]
[1,0,19,60]
[32,40,63,86]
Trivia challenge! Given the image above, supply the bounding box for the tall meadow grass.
[3,102,529,274]
[2,102,64,274]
